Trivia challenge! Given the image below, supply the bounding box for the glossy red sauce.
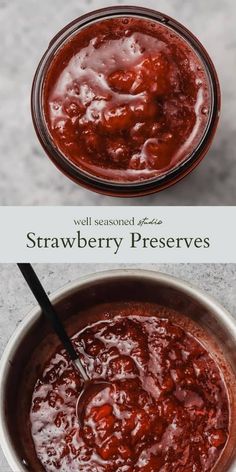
[43,17,210,183]
[30,304,229,472]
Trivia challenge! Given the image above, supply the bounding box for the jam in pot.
[32,8,220,195]
[30,303,229,472]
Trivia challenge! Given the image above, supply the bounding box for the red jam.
[30,304,229,472]
[43,16,211,183]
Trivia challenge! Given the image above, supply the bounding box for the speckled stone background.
[0,0,236,205]
[0,263,236,470]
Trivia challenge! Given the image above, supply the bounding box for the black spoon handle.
[17,263,78,361]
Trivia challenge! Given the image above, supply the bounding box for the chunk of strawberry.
[132,53,172,97]
[56,368,81,391]
[80,424,94,444]
[106,138,130,166]
[54,411,69,429]
[47,390,64,408]
[91,404,113,422]
[63,99,85,119]
[131,97,159,121]
[102,104,134,132]
[146,138,173,169]
[64,428,78,445]
[32,396,43,413]
[109,355,138,377]
[129,153,147,170]
[122,411,137,433]
[98,435,120,460]
[82,130,103,155]
[53,118,74,142]
[209,429,227,448]
[131,410,152,442]
[130,122,147,146]
[86,339,105,356]
[108,70,136,93]
[132,58,153,94]
[96,415,116,441]
[88,404,116,441]
[151,54,172,96]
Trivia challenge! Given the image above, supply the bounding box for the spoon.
[17,263,109,424]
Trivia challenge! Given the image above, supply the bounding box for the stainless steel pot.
[0,270,236,471]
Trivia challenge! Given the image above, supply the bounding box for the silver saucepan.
[0,270,236,471]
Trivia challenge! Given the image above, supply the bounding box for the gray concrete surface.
[0,0,236,205]
[0,263,236,470]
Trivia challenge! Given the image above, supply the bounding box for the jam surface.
[43,17,210,182]
[30,304,229,472]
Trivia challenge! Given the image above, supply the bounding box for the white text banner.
[0,206,234,263]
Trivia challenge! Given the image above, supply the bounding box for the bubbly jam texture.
[30,305,229,472]
[43,17,210,182]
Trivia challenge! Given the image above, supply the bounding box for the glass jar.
[31,6,220,197]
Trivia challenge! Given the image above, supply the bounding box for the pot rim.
[0,268,235,472]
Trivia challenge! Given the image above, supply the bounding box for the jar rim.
[31,6,221,196]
